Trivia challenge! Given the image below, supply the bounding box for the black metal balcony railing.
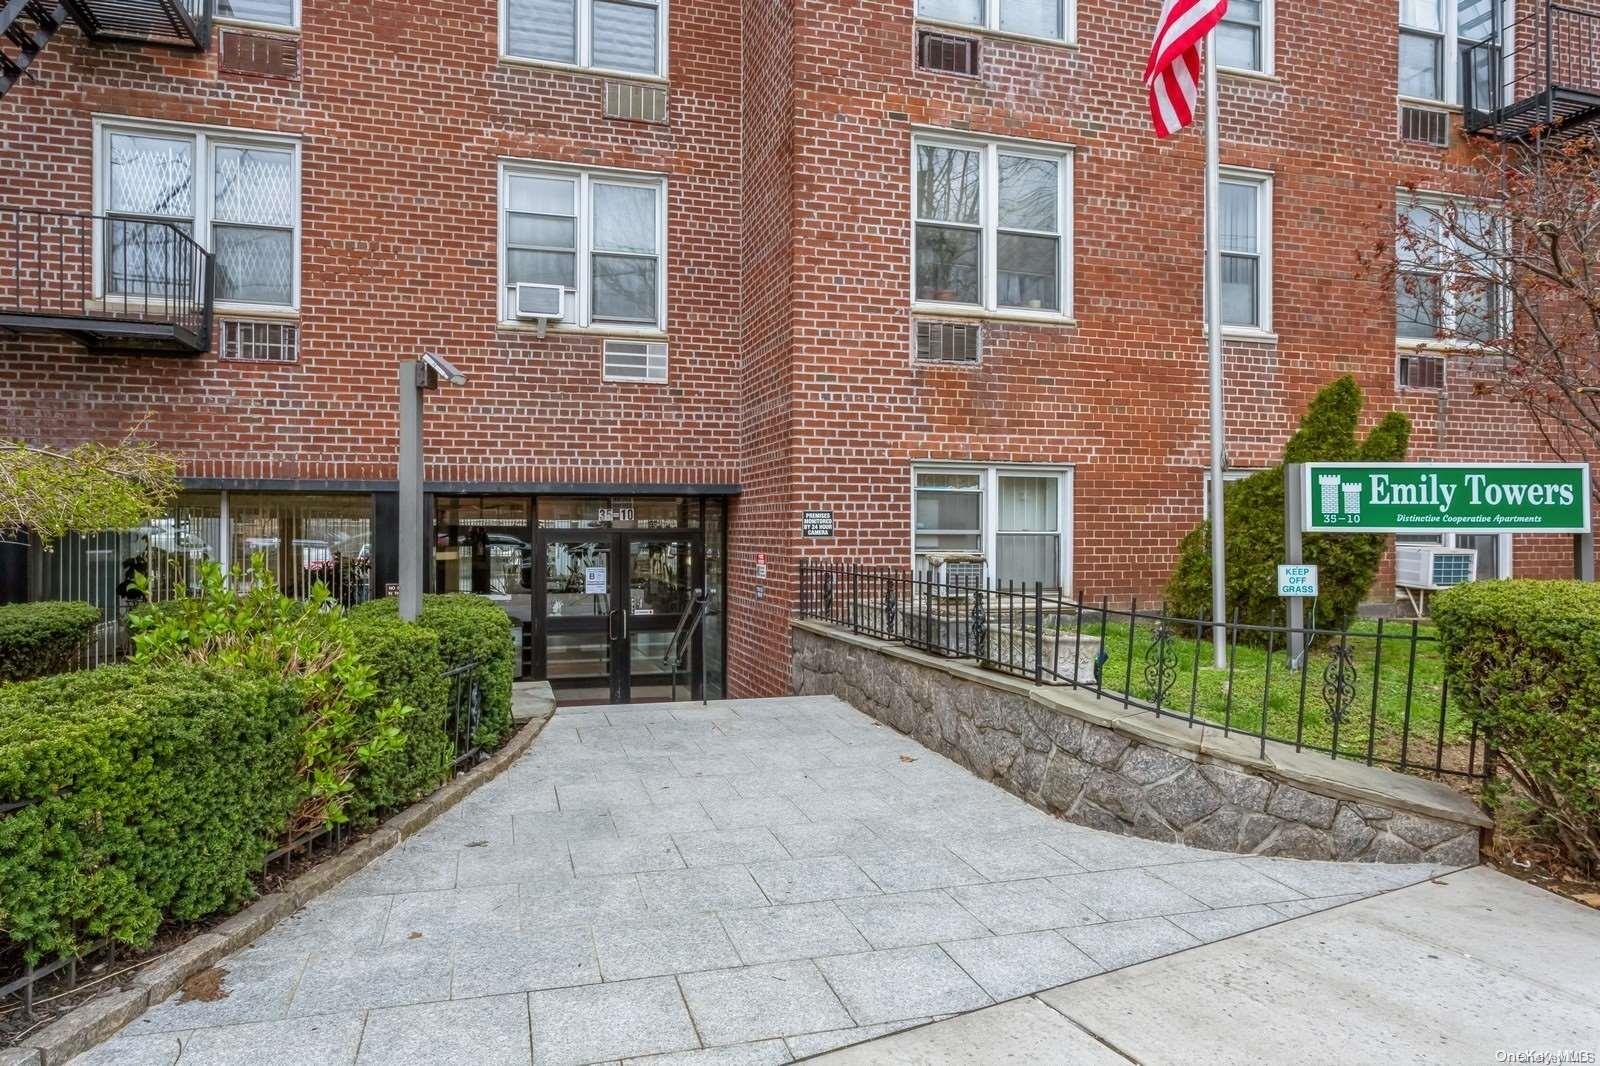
[1,206,214,354]
[1463,2,1600,139]
[60,0,213,49]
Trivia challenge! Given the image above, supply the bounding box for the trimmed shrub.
[346,612,451,820]
[1166,376,1411,635]
[0,600,101,681]
[352,594,517,748]
[1433,580,1600,875]
[0,666,301,963]
[130,559,411,833]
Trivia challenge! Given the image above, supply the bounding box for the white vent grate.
[220,319,298,363]
[914,319,981,363]
[1400,105,1450,147]
[603,340,668,382]
[604,81,669,124]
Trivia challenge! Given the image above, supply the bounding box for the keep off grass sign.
[1302,463,1591,535]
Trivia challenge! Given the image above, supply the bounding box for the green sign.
[1301,463,1591,534]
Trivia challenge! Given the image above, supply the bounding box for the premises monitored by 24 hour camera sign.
[1301,463,1593,535]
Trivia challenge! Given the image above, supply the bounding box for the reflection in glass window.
[913,137,1070,315]
[501,167,666,328]
[916,0,1069,41]
[505,0,663,75]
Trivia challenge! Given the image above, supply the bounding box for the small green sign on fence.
[1301,463,1591,534]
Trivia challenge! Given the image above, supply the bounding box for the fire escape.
[1,0,215,355]
[1462,0,1600,139]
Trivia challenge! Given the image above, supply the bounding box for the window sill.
[497,54,669,85]
[499,320,667,340]
[1203,326,1279,344]
[914,19,1077,51]
[214,17,299,34]
[912,302,1076,327]
[1219,66,1279,83]
[216,304,299,319]
[1396,337,1490,354]
[1397,95,1462,114]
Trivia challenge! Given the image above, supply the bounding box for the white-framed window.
[501,0,667,78]
[215,0,298,29]
[916,0,1073,43]
[1395,194,1506,346]
[93,119,301,311]
[1217,0,1272,74]
[499,162,667,331]
[1398,0,1498,105]
[1210,169,1273,335]
[912,134,1073,319]
[912,464,1073,588]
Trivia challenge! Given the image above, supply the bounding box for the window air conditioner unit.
[1396,544,1477,591]
[514,283,566,337]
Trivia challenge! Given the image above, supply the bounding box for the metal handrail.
[1,205,213,345]
[1462,1,1600,127]
[663,590,711,704]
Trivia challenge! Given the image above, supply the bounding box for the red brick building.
[2,0,1595,700]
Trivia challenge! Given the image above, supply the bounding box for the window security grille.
[221,319,299,363]
[603,340,668,382]
[914,320,981,363]
[1398,353,1445,390]
[604,81,669,124]
[219,29,300,80]
[1399,105,1450,147]
[916,30,980,76]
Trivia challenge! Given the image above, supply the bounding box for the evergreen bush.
[352,594,517,749]
[0,600,101,681]
[1433,580,1600,875]
[346,612,451,819]
[0,666,301,963]
[1166,376,1411,635]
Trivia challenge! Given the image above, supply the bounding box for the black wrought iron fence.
[797,560,1493,783]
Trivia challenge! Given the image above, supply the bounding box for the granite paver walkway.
[72,696,1460,1066]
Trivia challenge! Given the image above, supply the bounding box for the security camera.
[420,351,466,387]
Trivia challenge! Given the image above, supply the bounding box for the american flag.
[1143,0,1230,138]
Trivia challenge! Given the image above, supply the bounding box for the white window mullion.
[578,0,593,68]
[982,146,998,312]
[983,468,999,573]
[578,173,594,327]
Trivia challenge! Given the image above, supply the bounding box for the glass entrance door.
[536,530,703,704]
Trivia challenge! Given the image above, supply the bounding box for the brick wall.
[1,0,1591,701]
[0,2,744,490]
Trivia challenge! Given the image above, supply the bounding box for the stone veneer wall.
[793,624,1484,867]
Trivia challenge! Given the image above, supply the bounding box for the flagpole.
[1203,31,1228,670]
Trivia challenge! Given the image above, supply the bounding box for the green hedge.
[346,613,451,820]
[0,666,301,963]
[352,594,517,749]
[1433,580,1600,875]
[0,601,101,681]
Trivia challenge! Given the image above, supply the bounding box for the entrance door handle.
[608,609,621,642]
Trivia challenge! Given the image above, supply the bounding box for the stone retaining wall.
[793,621,1486,867]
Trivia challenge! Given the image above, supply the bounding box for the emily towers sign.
[1301,463,1591,534]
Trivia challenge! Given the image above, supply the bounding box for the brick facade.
[0,0,1589,699]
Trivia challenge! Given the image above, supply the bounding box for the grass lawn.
[1072,617,1478,771]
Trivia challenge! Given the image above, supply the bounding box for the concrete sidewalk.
[66,696,1459,1066]
[812,865,1600,1065]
